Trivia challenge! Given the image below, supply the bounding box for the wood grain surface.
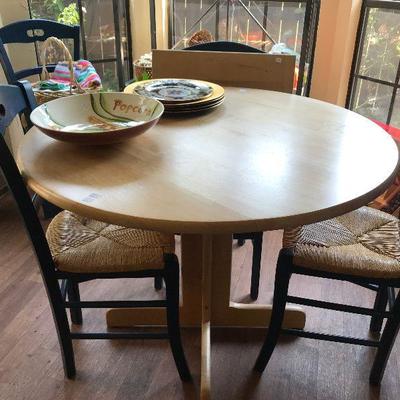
[18,88,399,234]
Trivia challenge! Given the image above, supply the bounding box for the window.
[347,0,400,128]
[160,0,320,96]
[28,0,133,90]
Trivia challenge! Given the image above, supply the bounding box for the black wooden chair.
[0,19,80,83]
[0,84,191,382]
[254,206,400,384]
[0,19,80,219]
[178,40,266,300]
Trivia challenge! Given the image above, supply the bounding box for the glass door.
[347,0,400,129]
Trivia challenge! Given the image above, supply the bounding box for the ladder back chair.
[152,47,296,299]
[254,206,400,385]
[0,19,80,219]
[0,19,80,83]
[0,84,191,382]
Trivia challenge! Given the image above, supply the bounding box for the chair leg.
[47,278,76,378]
[370,284,388,333]
[55,313,76,379]
[42,199,61,219]
[164,254,192,382]
[250,232,263,300]
[154,275,163,291]
[254,251,292,373]
[67,280,83,325]
[388,287,396,310]
[370,291,400,385]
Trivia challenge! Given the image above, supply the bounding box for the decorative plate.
[164,95,225,111]
[134,79,213,102]
[164,98,225,114]
[30,92,164,145]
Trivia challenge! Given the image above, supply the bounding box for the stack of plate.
[124,79,225,115]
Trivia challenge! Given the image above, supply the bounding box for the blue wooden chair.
[0,83,191,382]
[0,19,80,218]
[0,19,80,83]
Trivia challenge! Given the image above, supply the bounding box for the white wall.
[0,0,37,74]
[129,0,152,61]
[129,0,169,61]
[310,0,362,106]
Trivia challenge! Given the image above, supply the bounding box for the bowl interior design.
[30,92,164,139]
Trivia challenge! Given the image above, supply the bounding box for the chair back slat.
[0,19,80,83]
[0,84,55,275]
[184,41,264,54]
[14,65,57,81]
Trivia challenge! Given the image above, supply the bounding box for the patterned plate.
[134,79,213,103]
[164,95,225,111]
[164,98,225,114]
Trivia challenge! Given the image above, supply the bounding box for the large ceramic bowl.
[30,92,164,145]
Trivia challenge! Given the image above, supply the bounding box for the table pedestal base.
[106,234,306,399]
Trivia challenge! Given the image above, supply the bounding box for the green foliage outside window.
[30,0,80,26]
[57,3,80,25]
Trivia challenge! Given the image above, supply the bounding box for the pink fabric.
[51,60,102,89]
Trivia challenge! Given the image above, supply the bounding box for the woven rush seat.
[283,206,400,279]
[46,211,175,273]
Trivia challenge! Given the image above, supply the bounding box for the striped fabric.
[51,60,102,89]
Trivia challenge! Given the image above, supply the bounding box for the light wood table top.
[18,87,399,234]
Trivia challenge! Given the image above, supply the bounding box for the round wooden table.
[18,88,399,399]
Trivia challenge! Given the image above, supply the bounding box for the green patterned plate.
[134,79,213,103]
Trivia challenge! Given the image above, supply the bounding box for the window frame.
[346,0,400,126]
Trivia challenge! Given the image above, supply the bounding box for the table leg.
[209,234,305,328]
[201,235,212,400]
[106,233,306,399]
[106,234,306,328]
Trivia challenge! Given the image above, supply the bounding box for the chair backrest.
[0,19,80,83]
[0,84,55,277]
[184,41,264,54]
[152,49,296,93]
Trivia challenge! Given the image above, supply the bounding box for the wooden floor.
[1,193,399,400]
